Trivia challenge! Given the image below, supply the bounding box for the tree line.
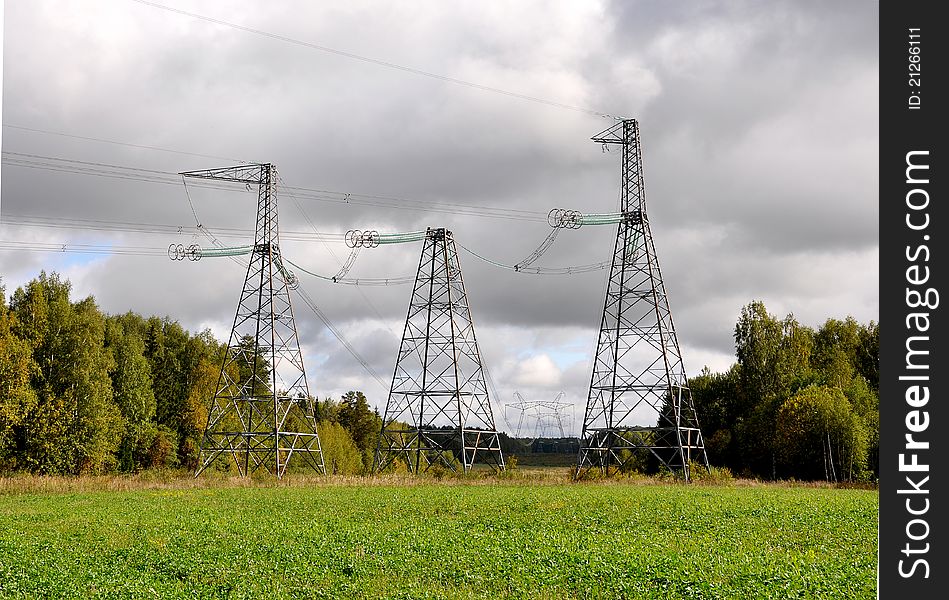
[690,301,879,482]
[2,273,879,481]
[0,272,384,476]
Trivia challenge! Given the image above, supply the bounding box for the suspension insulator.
[548,208,584,229]
[366,230,380,248]
[547,208,565,228]
[168,243,187,260]
[345,229,361,249]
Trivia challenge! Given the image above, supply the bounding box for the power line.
[0,239,167,256]
[283,256,414,287]
[185,224,392,396]
[0,213,344,243]
[1,151,231,190]
[126,0,622,120]
[1,123,252,164]
[2,150,549,223]
[281,178,405,354]
[2,218,611,277]
[181,177,202,227]
[294,286,389,394]
[3,151,611,277]
[457,242,610,275]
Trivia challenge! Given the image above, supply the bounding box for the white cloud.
[511,354,563,388]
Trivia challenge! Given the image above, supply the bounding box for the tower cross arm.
[180,163,272,184]
[591,119,635,145]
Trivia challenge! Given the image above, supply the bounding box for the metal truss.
[577,120,709,481]
[190,163,324,478]
[507,392,572,439]
[374,228,504,474]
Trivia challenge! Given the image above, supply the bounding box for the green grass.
[0,481,877,599]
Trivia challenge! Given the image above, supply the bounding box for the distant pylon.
[374,227,504,474]
[532,412,566,439]
[190,163,324,478]
[507,391,571,438]
[577,120,709,481]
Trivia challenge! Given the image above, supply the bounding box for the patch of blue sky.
[48,241,114,270]
[516,334,592,370]
[545,348,588,369]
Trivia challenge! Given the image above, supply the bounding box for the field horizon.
[0,464,878,495]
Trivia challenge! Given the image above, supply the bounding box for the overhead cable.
[2,150,548,223]
[457,242,610,275]
[180,225,391,394]
[293,286,390,393]
[283,256,414,287]
[126,0,623,120]
[1,123,252,164]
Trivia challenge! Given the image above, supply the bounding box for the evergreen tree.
[337,391,381,470]
[689,365,741,467]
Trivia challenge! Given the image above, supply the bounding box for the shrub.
[316,421,363,475]
[689,462,734,485]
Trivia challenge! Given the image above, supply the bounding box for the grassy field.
[0,476,877,599]
[511,452,577,468]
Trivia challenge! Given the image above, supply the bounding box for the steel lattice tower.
[507,392,571,439]
[190,163,324,478]
[576,120,709,480]
[374,228,504,474]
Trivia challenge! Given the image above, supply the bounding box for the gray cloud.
[2,1,877,421]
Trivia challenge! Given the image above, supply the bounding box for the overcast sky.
[1,0,878,435]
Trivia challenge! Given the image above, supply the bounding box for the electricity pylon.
[374,227,504,474]
[189,163,324,478]
[576,120,709,481]
[507,391,571,438]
